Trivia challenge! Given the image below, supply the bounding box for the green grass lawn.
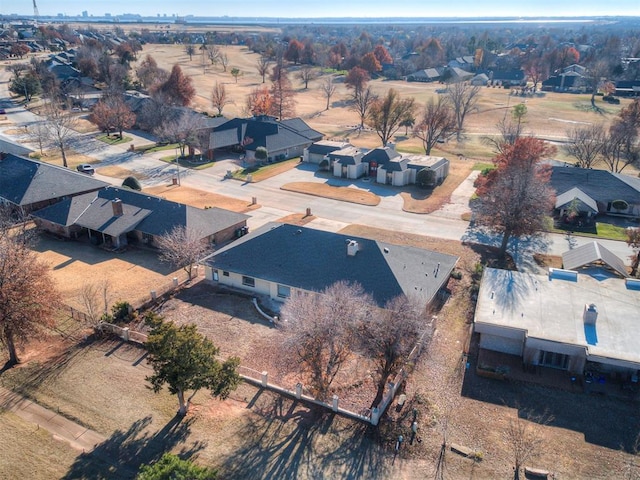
[97,134,132,145]
[548,221,629,241]
[231,158,300,182]
[159,155,217,170]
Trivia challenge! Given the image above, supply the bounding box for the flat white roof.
[475,268,640,366]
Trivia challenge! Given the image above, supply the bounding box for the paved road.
[0,68,634,270]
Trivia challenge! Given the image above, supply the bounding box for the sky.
[12,0,640,18]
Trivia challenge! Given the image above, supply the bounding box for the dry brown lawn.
[401,157,474,214]
[32,233,181,311]
[281,182,381,205]
[137,43,633,162]
[96,164,146,179]
[143,184,259,212]
[276,213,317,226]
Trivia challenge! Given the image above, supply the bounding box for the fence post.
[332,395,339,412]
[122,327,130,342]
[151,290,157,300]
[295,383,302,399]
[261,371,268,388]
[370,407,380,425]
[173,277,178,287]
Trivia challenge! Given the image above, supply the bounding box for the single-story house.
[203,223,458,308]
[555,186,598,220]
[406,68,443,83]
[550,166,640,219]
[474,260,639,380]
[0,153,108,214]
[32,186,249,249]
[302,140,352,164]
[470,73,490,86]
[541,72,587,93]
[209,115,323,163]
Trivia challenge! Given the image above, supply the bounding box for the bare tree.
[298,65,317,89]
[281,281,374,400]
[184,43,195,61]
[564,124,604,168]
[156,226,213,281]
[446,82,481,141]
[505,409,553,480]
[219,53,229,72]
[136,54,168,90]
[256,55,271,83]
[42,98,79,168]
[270,65,296,119]
[206,44,221,66]
[27,121,51,156]
[211,81,230,115]
[350,86,377,129]
[320,76,337,111]
[154,112,206,158]
[359,295,424,406]
[0,235,61,365]
[484,105,528,156]
[601,100,640,173]
[413,97,456,155]
[367,88,416,147]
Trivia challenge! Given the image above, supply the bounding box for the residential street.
[0,67,634,270]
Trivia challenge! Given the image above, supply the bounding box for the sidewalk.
[0,386,106,452]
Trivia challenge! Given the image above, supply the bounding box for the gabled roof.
[362,146,401,164]
[211,116,323,152]
[555,187,598,212]
[32,186,248,239]
[382,157,408,172]
[550,167,640,205]
[562,241,629,278]
[0,154,108,207]
[205,223,458,307]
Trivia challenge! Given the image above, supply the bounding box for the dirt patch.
[281,182,380,206]
[95,164,145,179]
[143,184,259,213]
[533,253,563,269]
[401,158,474,214]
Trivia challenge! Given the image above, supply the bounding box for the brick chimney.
[111,198,123,217]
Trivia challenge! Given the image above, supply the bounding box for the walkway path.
[0,386,106,452]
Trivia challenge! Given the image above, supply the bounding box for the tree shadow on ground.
[220,393,390,479]
[461,347,640,452]
[62,414,206,479]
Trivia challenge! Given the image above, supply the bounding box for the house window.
[242,276,255,287]
[212,270,219,281]
[538,351,569,370]
[143,233,153,245]
[223,271,229,277]
[277,284,291,298]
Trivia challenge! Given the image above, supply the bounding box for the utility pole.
[33,0,40,28]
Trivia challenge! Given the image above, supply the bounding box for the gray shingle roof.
[555,187,598,212]
[0,154,108,207]
[205,223,458,307]
[32,186,248,239]
[550,167,640,207]
[562,241,629,278]
[362,147,401,165]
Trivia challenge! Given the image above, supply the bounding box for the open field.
[137,43,633,161]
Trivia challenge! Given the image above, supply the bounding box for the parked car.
[76,164,95,175]
[0,109,6,114]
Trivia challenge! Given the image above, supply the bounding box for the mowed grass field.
[135,43,632,159]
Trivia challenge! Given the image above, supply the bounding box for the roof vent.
[347,240,359,256]
[583,303,598,325]
[383,247,389,253]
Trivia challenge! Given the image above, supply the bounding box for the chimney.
[347,240,359,257]
[112,198,123,217]
[583,303,598,325]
